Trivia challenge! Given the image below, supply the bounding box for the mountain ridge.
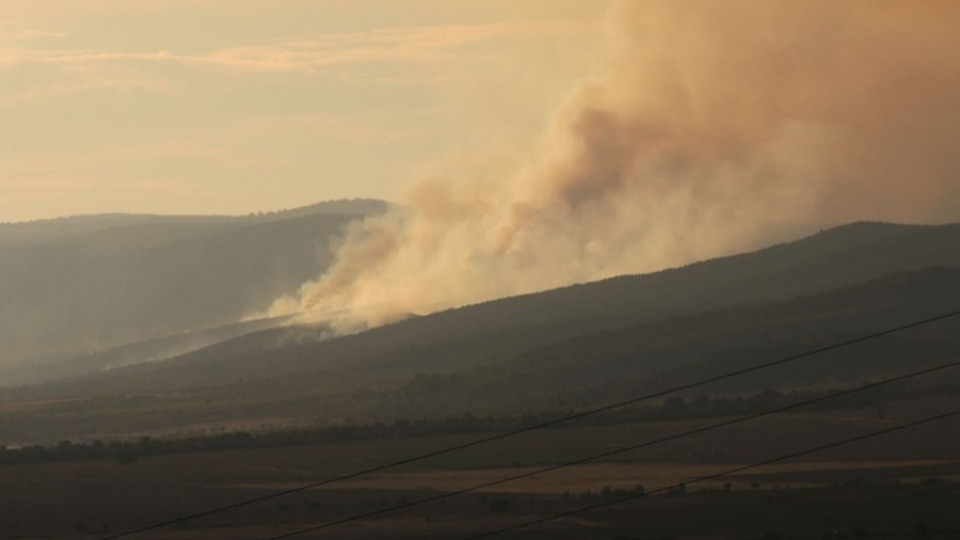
[17,220,960,396]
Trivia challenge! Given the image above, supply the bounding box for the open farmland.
[4,400,960,540]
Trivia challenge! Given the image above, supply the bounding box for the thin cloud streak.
[195,21,590,72]
[0,21,68,43]
[0,21,589,72]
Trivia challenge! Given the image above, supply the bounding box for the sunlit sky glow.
[0,1,610,222]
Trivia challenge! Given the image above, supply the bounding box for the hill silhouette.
[0,200,385,373]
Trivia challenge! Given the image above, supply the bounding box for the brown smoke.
[272,0,960,330]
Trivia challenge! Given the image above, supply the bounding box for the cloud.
[0,19,589,106]
[0,21,587,71]
[0,48,174,66]
[190,21,589,72]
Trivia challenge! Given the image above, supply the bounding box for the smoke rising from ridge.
[272,0,960,330]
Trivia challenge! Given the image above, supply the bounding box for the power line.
[261,359,960,540]
[97,307,960,540]
[465,407,960,539]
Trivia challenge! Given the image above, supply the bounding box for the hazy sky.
[0,1,610,222]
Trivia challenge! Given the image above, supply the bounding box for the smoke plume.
[272,0,960,330]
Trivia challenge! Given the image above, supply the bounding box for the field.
[3,399,960,540]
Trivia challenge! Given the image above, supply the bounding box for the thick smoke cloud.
[272,0,960,330]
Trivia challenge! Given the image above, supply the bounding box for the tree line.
[0,382,944,467]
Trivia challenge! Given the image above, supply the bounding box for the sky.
[0,0,610,223]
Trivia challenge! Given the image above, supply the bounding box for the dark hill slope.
[5,265,959,444]
[376,266,960,417]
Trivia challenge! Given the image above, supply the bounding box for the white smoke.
[273,0,960,331]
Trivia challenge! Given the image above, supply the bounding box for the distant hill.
[6,221,958,444]
[248,199,389,222]
[0,199,387,249]
[0,199,386,373]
